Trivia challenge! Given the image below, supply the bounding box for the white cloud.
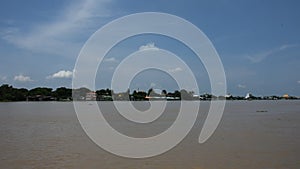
[246,44,299,63]
[139,43,160,51]
[1,0,113,57]
[103,57,117,62]
[297,80,300,84]
[237,84,246,88]
[168,67,183,73]
[14,75,33,82]
[48,70,73,79]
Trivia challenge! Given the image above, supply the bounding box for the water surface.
[0,100,299,169]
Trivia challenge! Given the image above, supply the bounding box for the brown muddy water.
[0,100,299,169]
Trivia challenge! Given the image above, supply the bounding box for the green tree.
[147,88,153,96]
[0,84,14,101]
[12,88,28,101]
[161,89,167,96]
[29,87,53,96]
[53,87,72,100]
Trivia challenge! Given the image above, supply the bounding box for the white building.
[85,92,96,101]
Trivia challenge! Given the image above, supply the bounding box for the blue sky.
[0,0,300,96]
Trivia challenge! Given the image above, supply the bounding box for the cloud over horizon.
[103,57,118,62]
[14,75,33,82]
[168,67,183,73]
[245,44,299,63]
[237,84,246,89]
[47,70,73,79]
[139,43,159,51]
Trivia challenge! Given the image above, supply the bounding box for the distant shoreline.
[1,84,299,102]
[1,99,300,103]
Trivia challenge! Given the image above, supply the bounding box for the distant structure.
[245,93,254,100]
[225,94,233,99]
[85,92,96,101]
[283,94,289,99]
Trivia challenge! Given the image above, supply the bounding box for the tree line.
[0,84,298,102]
[0,84,72,101]
[0,84,198,101]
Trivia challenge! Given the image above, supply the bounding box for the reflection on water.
[0,101,299,169]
